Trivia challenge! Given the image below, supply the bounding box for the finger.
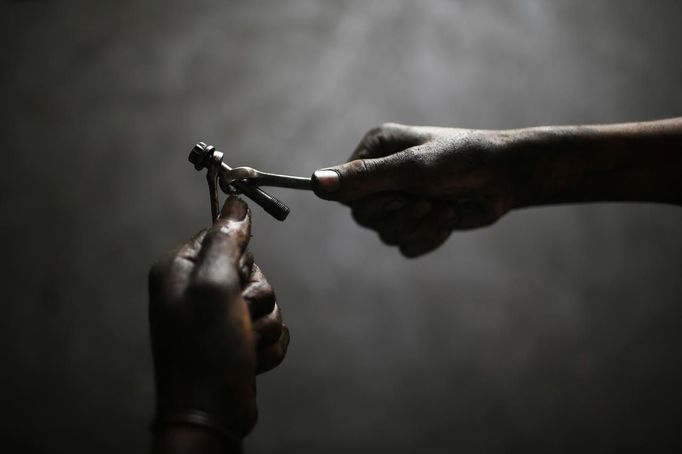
[239,251,255,286]
[218,194,251,229]
[450,196,502,230]
[373,201,422,246]
[349,193,413,227]
[148,228,207,301]
[312,147,420,202]
[243,264,277,319]
[256,325,290,375]
[399,203,458,258]
[188,197,251,297]
[175,229,210,263]
[348,123,425,161]
[252,304,283,348]
[374,199,434,246]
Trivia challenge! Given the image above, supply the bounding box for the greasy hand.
[148,197,290,438]
[313,123,519,257]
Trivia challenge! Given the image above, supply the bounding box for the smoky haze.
[2,0,682,452]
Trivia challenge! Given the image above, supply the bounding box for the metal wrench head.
[219,166,261,186]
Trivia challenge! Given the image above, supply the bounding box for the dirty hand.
[149,196,290,447]
[312,123,520,257]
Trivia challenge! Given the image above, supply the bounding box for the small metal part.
[189,142,214,171]
[189,142,308,222]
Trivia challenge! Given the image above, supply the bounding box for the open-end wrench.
[188,142,312,222]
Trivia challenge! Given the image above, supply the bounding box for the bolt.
[188,142,216,171]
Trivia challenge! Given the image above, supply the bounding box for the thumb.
[312,152,414,202]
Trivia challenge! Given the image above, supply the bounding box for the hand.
[313,119,682,258]
[313,123,520,257]
[148,197,290,445]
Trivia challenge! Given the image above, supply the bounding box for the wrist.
[503,125,614,208]
[154,375,257,439]
[152,418,242,454]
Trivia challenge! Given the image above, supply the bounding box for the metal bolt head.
[188,142,215,170]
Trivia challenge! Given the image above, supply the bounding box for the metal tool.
[188,142,313,222]
[219,166,312,190]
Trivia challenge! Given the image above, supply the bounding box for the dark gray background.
[2,1,681,452]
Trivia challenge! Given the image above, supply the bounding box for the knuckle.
[247,263,264,283]
[244,274,274,298]
[380,121,399,129]
[379,122,405,136]
[360,126,386,150]
[202,229,231,246]
[258,281,275,300]
[355,125,399,159]
[365,125,384,139]
[207,223,248,245]
[358,158,376,176]
[343,158,373,179]
[251,286,276,315]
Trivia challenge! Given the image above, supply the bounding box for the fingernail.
[410,199,433,218]
[221,196,248,221]
[313,169,341,192]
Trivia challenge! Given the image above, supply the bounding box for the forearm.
[507,118,682,207]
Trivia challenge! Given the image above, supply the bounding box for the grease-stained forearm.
[509,118,682,208]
